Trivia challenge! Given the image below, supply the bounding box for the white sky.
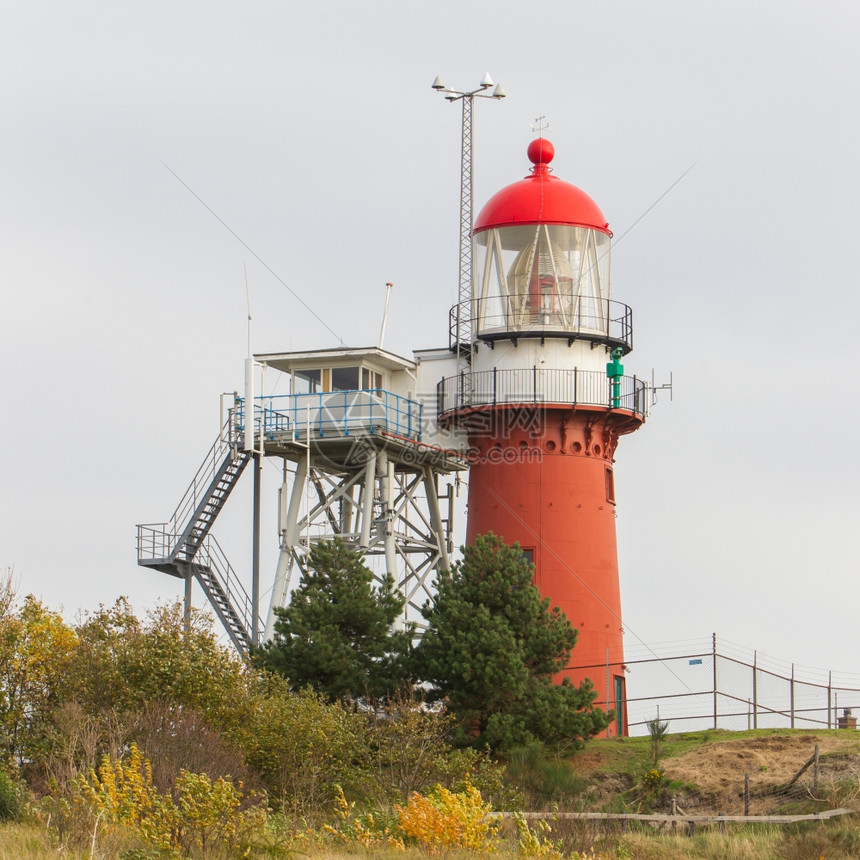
[2,0,859,678]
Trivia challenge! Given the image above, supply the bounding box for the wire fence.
[623,634,860,735]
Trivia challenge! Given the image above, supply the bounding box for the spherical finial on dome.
[527,138,555,166]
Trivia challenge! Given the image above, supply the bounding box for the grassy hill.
[570,728,860,815]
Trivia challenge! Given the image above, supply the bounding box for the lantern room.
[468,139,631,354]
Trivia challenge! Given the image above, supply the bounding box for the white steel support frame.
[264,447,453,640]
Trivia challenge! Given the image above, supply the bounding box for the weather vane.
[530,115,551,137]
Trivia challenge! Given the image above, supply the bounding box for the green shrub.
[506,742,589,809]
[0,769,23,821]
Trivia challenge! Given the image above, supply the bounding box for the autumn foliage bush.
[396,779,500,854]
[73,743,265,858]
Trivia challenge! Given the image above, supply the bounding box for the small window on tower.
[605,467,615,504]
[521,548,535,565]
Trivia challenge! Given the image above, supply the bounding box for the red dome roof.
[473,138,611,236]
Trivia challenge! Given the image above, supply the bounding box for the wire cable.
[160,161,347,346]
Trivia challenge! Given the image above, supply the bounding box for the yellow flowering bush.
[514,815,565,859]
[641,768,664,790]
[396,779,499,854]
[74,743,264,857]
[323,785,405,850]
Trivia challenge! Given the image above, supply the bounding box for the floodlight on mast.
[432,73,506,356]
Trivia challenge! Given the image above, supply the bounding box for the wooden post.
[744,773,750,816]
[753,651,758,730]
[813,745,820,793]
[828,671,832,729]
[790,663,795,729]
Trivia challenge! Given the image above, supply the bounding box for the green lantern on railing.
[606,347,624,408]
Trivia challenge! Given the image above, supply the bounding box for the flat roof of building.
[255,345,416,374]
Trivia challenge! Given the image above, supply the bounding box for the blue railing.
[235,389,423,443]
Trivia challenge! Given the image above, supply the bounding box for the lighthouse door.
[614,676,625,735]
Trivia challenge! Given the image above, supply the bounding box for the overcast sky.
[2,0,859,683]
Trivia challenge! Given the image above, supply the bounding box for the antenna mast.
[379,282,394,349]
[432,74,506,357]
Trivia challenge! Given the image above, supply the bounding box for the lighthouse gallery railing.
[437,368,647,417]
[448,296,634,353]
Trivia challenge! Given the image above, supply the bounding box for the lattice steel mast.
[431,74,506,355]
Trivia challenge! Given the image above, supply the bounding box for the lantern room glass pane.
[473,225,611,339]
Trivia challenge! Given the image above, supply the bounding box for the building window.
[293,368,321,394]
[605,467,615,504]
[331,366,359,391]
[361,368,383,390]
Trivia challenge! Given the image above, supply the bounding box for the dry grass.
[665,732,852,791]
[7,816,860,860]
[0,821,76,859]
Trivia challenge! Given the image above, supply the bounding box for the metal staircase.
[136,422,259,654]
[189,537,255,654]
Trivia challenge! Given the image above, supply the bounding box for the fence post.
[828,671,833,729]
[790,663,795,729]
[814,745,820,792]
[712,633,718,730]
[753,651,758,730]
[744,773,750,815]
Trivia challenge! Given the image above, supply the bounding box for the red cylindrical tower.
[437,138,645,735]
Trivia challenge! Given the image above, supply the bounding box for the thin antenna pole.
[379,282,394,349]
[244,262,252,359]
[160,160,347,345]
[243,263,256,456]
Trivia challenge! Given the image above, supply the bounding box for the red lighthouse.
[437,138,646,735]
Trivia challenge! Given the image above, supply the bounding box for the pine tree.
[413,533,609,751]
[255,539,412,701]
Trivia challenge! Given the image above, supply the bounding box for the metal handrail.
[437,367,647,417]
[236,389,423,442]
[193,534,258,635]
[136,523,172,561]
[165,419,236,542]
[448,295,633,352]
